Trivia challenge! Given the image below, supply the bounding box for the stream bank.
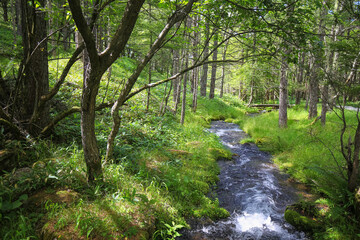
[180,121,308,240]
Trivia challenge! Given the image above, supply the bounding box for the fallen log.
[249,104,294,109]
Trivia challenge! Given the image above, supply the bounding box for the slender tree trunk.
[238,81,242,99]
[220,40,229,98]
[200,19,209,97]
[192,16,199,112]
[308,56,318,118]
[248,80,254,105]
[295,51,305,105]
[146,2,152,111]
[172,49,180,102]
[209,29,218,99]
[105,0,195,161]
[181,55,189,125]
[279,55,288,128]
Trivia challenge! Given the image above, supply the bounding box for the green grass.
[0,90,239,239]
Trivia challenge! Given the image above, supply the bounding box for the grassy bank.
[229,101,360,240]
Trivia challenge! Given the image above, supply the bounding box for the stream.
[179,121,308,240]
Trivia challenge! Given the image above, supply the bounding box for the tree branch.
[39,102,113,137]
[68,0,99,63]
[100,0,145,67]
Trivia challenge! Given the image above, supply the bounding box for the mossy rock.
[186,141,203,148]
[26,189,79,209]
[168,149,192,156]
[208,148,232,160]
[284,207,322,232]
[224,118,235,123]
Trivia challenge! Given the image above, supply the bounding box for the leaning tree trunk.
[69,0,145,182]
[209,29,218,99]
[105,0,195,161]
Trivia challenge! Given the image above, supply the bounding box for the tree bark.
[181,53,189,125]
[17,0,49,135]
[279,55,288,128]
[348,119,360,192]
[220,40,229,98]
[308,56,318,119]
[146,2,152,112]
[295,51,305,105]
[200,19,209,97]
[191,16,199,112]
[209,29,218,99]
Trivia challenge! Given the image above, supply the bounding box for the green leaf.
[11,200,23,210]
[19,194,28,201]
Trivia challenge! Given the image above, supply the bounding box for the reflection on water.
[179,121,308,240]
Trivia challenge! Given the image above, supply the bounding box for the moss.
[284,207,322,233]
[208,148,232,160]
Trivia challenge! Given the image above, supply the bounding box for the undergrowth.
[0,89,241,239]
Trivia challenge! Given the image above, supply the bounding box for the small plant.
[153,221,184,240]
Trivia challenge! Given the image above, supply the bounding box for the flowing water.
[179,121,308,240]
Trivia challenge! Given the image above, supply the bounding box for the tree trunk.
[105,0,195,161]
[295,51,305,105]
[308,57,318,118]
[81,70,103,181]
[191,16,199,112]
[69,0,146,181]
[2,0,9,21]
[180,54,189,125]
[238,81,242,99]
[146,2,152,111]
[248,80,254,105]
[17,0,49,135]
[209,30,218,99]
[348,120,360,192]
[200,19,209,97]
[279,56,288,128]
[220,40,229,98]
[172,49,180,102]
